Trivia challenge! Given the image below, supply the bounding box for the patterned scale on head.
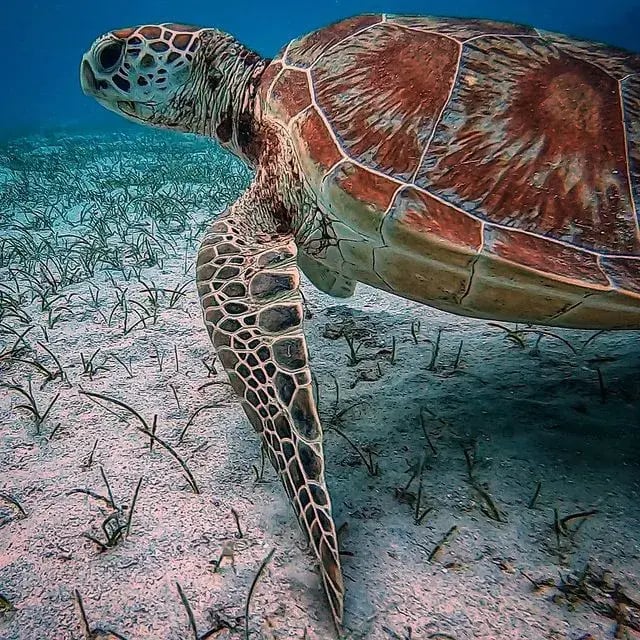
[81,12,640,632]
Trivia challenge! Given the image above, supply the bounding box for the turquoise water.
[1,4,639,639]
[5,0,640,131]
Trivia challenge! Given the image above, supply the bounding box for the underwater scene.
[2,1,640,638]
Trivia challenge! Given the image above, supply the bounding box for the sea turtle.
[81,14,640,626]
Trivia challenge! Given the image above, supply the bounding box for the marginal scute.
[484,224,610,287]
[384,187,483,251]
[601,256,640,294]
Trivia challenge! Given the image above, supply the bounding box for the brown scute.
[258,61,282,106]
[312,24,460,181]
[388,15,537,40]
[112,27,135,39]
[249,272,296,300]
[536,29,640,80]
[622,75,640,213]
[269,68,312,122]
[386,187,483,251]
[173,33,193,50]
[272,337,306,370]
[258,304,302,333]
[294,109,343,174]
[601,256,640,294]
[484,225,610,287]
[162,23,200,33]
[218,349,239,370]
[333,161,398,214]
[417,36,639,255]
[286,14,382,68]
[139,26,162,40]
[290,388,320,440]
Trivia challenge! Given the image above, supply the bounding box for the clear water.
[1,3,639,640]
[5,0,640,131]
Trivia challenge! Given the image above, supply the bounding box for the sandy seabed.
[0,128,639,640]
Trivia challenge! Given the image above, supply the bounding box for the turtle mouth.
[117,100,138,116]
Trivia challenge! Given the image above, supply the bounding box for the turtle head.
[81,24,209,130]
[81,23,266,150]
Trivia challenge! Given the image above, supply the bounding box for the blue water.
[6,0,640,133]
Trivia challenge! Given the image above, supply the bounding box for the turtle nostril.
[97,40,124,72]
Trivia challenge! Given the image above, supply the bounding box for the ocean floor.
[1,129,639,640]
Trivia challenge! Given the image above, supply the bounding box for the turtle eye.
[97,40,124,72]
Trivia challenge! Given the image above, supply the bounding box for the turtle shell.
[259,14,640,328]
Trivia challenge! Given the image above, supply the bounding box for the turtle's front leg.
[196,211,344,626]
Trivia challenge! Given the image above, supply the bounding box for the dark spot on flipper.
[224,302,249,315]
[290,388,320,440]
[256,346,270,361]
[216,243,241,255]
[242,401,263,433]
[205,308,223,325]
[254,369,266,384]
[213,332,231,348]
[257,249,295,267]
[219,318,241,332]
[265,362,276,377]
[298,440,322,479]
[245,389,260,408]
[249,272,295,300]
[274,415,292,440]
[217,266,240,279]
[282,440,294,460]
[309,482,329,507]
[272,337,306,370]
[219,349,238,370]
[222,282,246,298]
[258,304,302,333]
[298,486,311,510]
[288,458,303,489]
[274,371,295,405]
[237,363,251,378]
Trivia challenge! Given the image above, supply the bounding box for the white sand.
[1,131,639,640]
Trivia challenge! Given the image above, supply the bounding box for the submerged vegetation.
[0,128,639,638]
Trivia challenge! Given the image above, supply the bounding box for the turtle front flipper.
[196,211,344,626]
